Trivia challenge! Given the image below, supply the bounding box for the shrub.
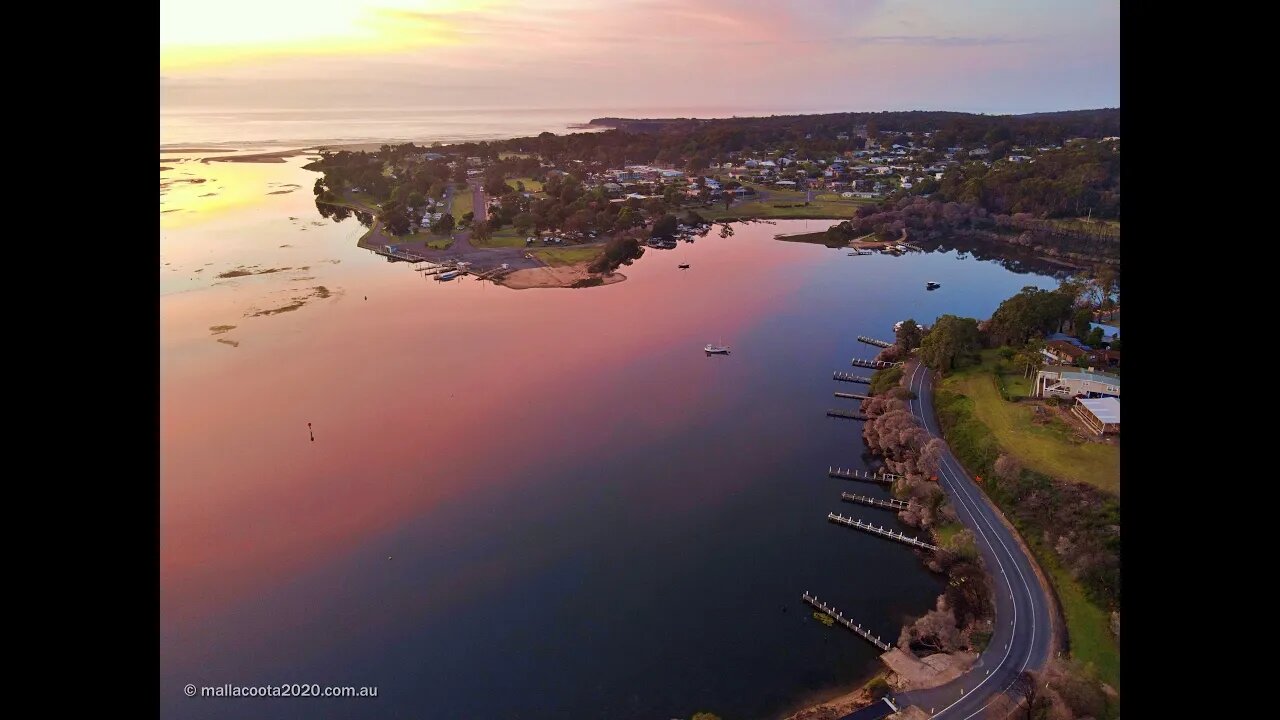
[867,677,890,700]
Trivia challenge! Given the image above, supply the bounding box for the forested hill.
[587,108,1119,144]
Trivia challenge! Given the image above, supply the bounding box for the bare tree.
[994,454,1023,481]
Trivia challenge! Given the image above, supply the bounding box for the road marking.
[906,363,1034,719]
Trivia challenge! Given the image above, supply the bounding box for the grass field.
[532,246,601,267]
[397,230,453,250]
[473,227,527,249]
[506,177,544,192]
[1031,536,1120,690]
[450,187,473,218]
[940,351,1119,495]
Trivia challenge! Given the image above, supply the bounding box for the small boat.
[679,263,690,269]
[704,343,730,355]
[436,270,460,281]
[926,281,941,290]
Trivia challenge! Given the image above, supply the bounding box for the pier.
[851,358,902,369]
[858,336,893,348]
[834,392,871,400]
[827,513,939,551]
[801,592,892,651]
[827,409,869,421]
[841,492,910,512]
[829,466,901,484]
[833,372,872,384]
[374,246,432,263]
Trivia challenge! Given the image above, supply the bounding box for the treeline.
[444,108,1119,173]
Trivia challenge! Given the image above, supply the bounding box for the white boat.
[704,343,730,354]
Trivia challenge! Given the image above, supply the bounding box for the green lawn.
[532,246,601,267]
[450,187,473,218]
[473,227,528,249]
[506,177,544,192]
[1033,537,1121,690]
[941,351,1120,495]
[396,230,452,250]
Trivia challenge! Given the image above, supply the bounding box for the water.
[158,104,855,149]
[159,160,1061,720]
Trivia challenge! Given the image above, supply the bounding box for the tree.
[919,315,981,372]
[896,319,923,351]
[994,454,1023,481]
[1072,308,1094,338]
[988,287,1074,346]
[407,191,425,208]
[513,212,534,236]
[382,202,411,236]
[471,220,492,242]
[431,213,455,235]
[722,190,732,211]
[452,164,468,183]
[461,211,475,225]
[1008,670,1038,720]
[1085,326,1105,347]
[313,178,325,196]
[651,213,679,238]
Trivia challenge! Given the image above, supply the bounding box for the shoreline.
[778,670,887,720]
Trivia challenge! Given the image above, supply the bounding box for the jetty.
[833,372,872,384]
[858,336,893,348]
[851,358,902,369]
[801,592,892,651]
[827,513,939,551]
[841,492,910,512]
[827,409,869,421]
[834,391,870,400]
[829,466,901,484]
[374,246,431,263]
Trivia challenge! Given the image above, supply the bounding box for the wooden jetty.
[841,492,910,512]
[834,391,870,400]
[373,246,431,263]
[828,466,901,484]
[833,372,872,384]
[801,592,892,651]
[827,409,869,421]
[858,336,893,348]
[851,357,902,369]
[827,513,939,551]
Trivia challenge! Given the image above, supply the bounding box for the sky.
[160,0,1119,116]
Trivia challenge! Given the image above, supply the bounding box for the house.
[1033,366,1121,400]
[775,180,797,188]
[602,182,623,194]
[969,148,990,157]
[1042,339,1090,365]
[1073,397,1120,436]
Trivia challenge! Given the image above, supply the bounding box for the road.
[889,360,1055,718]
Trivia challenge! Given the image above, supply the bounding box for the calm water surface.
[159,160,1060,720]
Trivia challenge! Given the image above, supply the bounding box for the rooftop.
[1062,369,1121,387]
[1078,397,1120,424]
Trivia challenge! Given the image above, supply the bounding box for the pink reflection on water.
[160,222,830,643]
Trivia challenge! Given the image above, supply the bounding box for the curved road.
[889,360,1055,718]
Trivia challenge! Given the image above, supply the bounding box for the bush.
[867,677,890,700]
[870,366,905,395]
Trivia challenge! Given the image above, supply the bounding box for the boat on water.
[437,270,461,281]
[679,263,690,269]
[926,281,941,290]
[704,343,730,355]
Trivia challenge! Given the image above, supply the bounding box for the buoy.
[388,556,392,560]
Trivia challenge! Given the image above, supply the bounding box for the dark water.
[160,221,1059,720]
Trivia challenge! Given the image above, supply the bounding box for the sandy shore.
[779,675,886,720]
[498,266,625,290]
[201,149,315,164]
